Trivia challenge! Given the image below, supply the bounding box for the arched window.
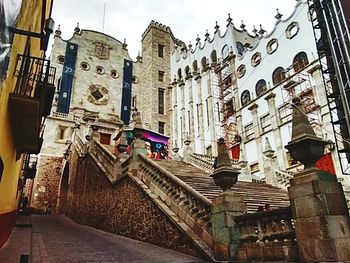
[221,44,230,59]
[293,52,309,72]
[256,79,267,97]
[201,56,208,70]
[241,90,251,107]
[272,67,286,86]
[185,66,190,77]
[177,68,182,80]
[236,42,245,56]
[192,60,198,73]
[210,50,217,64]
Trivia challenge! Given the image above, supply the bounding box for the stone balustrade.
[189,153,239,173]
[188,153,213,172]
[137,154,214,249]
[275,169,294,188]
[234,207,299,261]
[52,111,77,121]
[89,139,116,181]
[74,133,87,157]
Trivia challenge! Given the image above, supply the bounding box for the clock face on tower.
[87,84,109,105]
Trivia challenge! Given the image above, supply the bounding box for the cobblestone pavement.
[0,214,207,263]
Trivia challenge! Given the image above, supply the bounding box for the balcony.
[8,54,56,154]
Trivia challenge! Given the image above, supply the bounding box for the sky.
[51,0,297,59]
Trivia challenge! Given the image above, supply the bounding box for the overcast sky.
[51,0,297,59]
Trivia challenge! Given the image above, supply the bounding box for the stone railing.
[74,133,87,157]
[275,169,294,188]
[188,153,214,172]
[51,111,76,121]
[189,153,239,172]
[136,154,214,250]
[89,139,116,181]
[234,207,298,261]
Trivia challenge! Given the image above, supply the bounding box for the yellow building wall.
[0,0,53,246]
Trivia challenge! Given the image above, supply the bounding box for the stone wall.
[64,148,201,258]
[31,156,62,213]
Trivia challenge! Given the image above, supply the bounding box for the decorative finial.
[275,8,283,20]
[205,29,210,40]
[55,24,62,36]
[263,137,275,158]
[196,34,201,45]
[184,133,191,146]
[211,138,240,192]
[258,24,266,35]
[74,22,80,33]
[240,20,246,31]
[227,13,233,26]
[122,38,127,49]
[136,51,142,62]
[252,25,258,36]
[284,97,328,170]
[188,41,193,50]
[214,21,220,33]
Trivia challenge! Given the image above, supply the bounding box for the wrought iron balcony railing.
[13,54,56,96]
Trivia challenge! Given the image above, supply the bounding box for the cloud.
[51,0,296,59]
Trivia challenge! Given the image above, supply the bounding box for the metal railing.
[13,54,56,96]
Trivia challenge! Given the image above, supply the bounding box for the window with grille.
[158,70,165,82]
[279,104,293,123]
[158,88,165,114]
[158,122,165,134]
[260,114,272,133]
[244,123,254,140]
[272,67,286,86]
[158,44,164,58]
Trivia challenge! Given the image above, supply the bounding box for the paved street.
[0,215,207,263]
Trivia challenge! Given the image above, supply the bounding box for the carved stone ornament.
[93,41,111,60]
[87,84,109,105]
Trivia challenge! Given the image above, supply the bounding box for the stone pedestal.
[289,169,350,262]
[129,138,147,174]
[211,191,246,261]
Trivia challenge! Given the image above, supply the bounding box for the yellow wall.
[0,0,53,215]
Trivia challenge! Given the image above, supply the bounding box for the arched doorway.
[56,162,69,213]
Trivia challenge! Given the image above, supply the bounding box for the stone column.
[264,93,286,170]
[188,78,195,143]
[247,103,264,175]
[172,81,179,146]
[179,82,186,145]
[196,75,205,152]
[207,78,216,153]
[211,138,246,261]
[286,97,350,262]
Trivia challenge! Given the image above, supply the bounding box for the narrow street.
[0,215,206,263]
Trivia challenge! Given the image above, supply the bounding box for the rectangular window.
[206,99,209,126]
[196,104,200,133]
[216,102,221,122]
[206,145,212,155]
[244,123,254,141]
[100,133,111,145]
[132,95,137,108]
[279,104,293,124]
[158,88,165,114]
[158,44,164,58]
[158,70,165,82]
[56,125,69,142]
[158,122,165,134]
[260,114,272,133]
[188,110,191,134]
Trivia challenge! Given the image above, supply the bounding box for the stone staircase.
[68,134,295,261]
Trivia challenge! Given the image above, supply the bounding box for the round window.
[57,55,65,64]
[96,66,105,75]
[110,70,119,79]
[80,62,90,71]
